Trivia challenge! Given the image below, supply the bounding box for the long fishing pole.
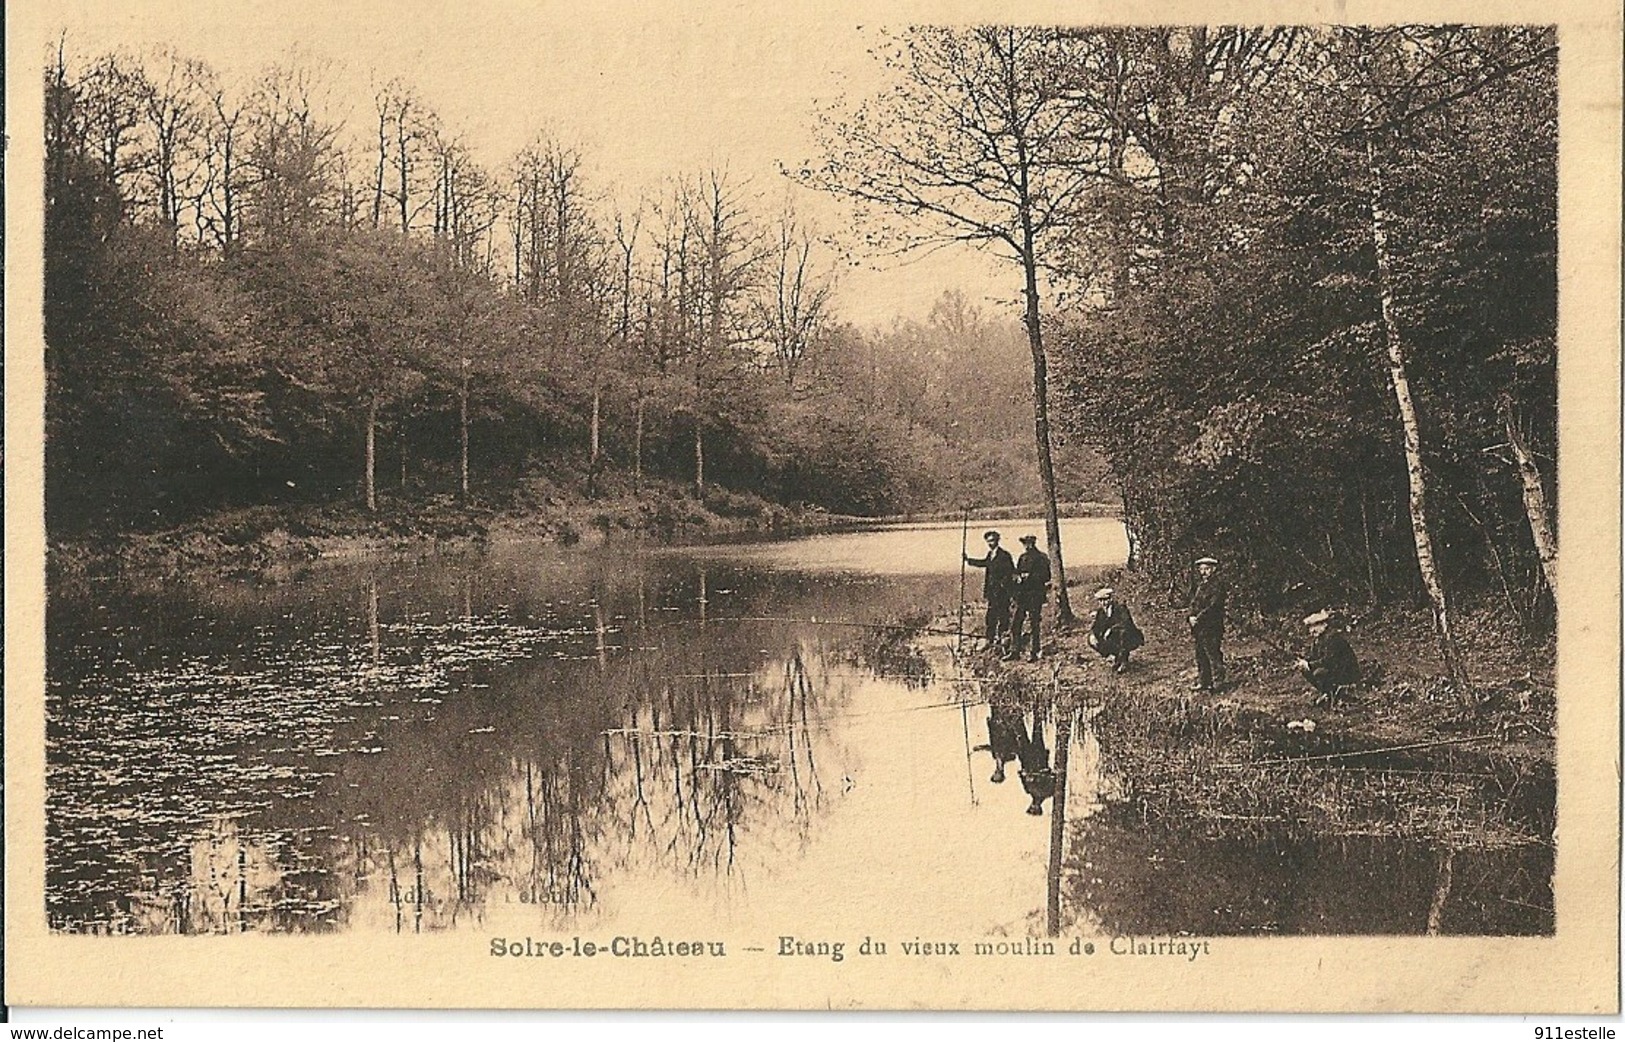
[949,638,979,807]
[953,516,978,807]
[958,505,969,654]
[707,615,967,638]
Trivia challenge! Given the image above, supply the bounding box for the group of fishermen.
[963,530,1053,662]
[965,531,1363,816]
[964,531,1361,701]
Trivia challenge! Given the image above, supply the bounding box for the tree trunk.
[1020,244,1074,624]
[373,110,387,229]
[459,361,471,501]
[1359,481,1378,603]
[1426,848,1455,935]
[1499,394,1557,599]
[1367,135,1467,693]
[397,119,411,233]
[694,423,705,500]
[367,580,380,668]
[634,394,645,496]
[364,398,378,513]
[1045,688,1072,937]
[588,385,602,497]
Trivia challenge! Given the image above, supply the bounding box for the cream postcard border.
[5,0,1619,1013]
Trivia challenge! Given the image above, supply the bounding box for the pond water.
[48,518,1119,937]
[47,516,1551,937]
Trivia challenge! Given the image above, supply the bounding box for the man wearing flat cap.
[1008,534,1051,662]
[1187,555,1227,692]
[1297,610,1361,704]
[1088,587,1144,674]
[964,530,1016,653]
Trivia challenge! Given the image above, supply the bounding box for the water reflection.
[1067,813,1553,935]
[978,702,1058,818]
[52,524,1121,935]
[50,517,1543,939]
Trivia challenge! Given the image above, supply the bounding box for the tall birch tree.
[1334,26,1557,690]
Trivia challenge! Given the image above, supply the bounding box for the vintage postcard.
[5,0,1619,1014]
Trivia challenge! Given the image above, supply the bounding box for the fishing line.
[602,696,974,740]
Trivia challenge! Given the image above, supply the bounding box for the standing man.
[1009,534,1052,662]
[1087,587,1144,674]
[1296,610,1361,705]
[964,530,1016,653]
[1188,555,1227,692]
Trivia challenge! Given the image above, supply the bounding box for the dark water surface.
[47,518,1551,936]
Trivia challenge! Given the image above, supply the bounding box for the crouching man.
[1296,610,1361,705]
[1087,586,1145,674]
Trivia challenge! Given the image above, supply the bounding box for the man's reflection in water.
[1017,714,1056,816]
[978,703,1056,815]
[983,703,1026,785]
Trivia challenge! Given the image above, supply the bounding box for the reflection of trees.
[783,649,824,817]
[520,752,598,909]
[118,818,346,935]
[338,647,617,931]
[54,554,902,934]
[1069,818,1553,936]
[594,632,849,899]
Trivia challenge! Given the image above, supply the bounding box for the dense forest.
[802,25,1557,649]
[43,44,1092,539]
[45,25,1557,647]
[1050,28,1558,631]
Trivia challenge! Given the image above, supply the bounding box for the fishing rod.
[957,505,969,655]
[949,639,981,808]
[707,615,967,638]
[960,696,978,807]
[654,670,980,684]
[956,506,979,805]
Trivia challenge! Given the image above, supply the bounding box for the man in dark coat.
[1017,713,1056,816]
[1187,555,1227,692]
[964,530,1015,652]
[1008,534,1051,662]
[1088,587,1144,674]
[981,701,1028,784]
[1296,610,1361,704]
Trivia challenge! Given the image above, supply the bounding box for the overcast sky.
[40,0,1018,329]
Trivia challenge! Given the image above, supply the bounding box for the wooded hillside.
[44,44,1093,538]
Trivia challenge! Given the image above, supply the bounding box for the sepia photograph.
[5,0,1619,1015]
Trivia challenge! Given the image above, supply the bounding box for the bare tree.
[198,81,247,255]
[369,80,438,234]
[77,51,152,213]
[802,26,1106,621]
[242,57,345,240]
[135,48,212,246]
[680,171,763,499]
[611,207,645,492]
[758,205,834,391]
[430,132,499,269]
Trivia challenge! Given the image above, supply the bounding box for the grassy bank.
[48,477,865,584]
[969,573,1555,850]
